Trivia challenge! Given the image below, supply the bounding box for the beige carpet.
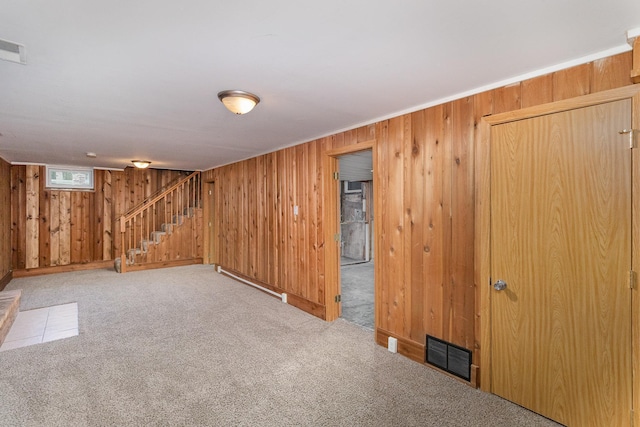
[0,265,560,426]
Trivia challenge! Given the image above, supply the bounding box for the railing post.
[119,216,127,273]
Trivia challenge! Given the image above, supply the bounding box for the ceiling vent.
[0,39,26,64]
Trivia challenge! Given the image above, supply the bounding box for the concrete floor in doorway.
[340,258,374,330]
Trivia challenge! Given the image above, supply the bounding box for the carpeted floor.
[0,265,560,426]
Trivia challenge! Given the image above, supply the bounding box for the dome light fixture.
[132,160,151,169]
[217,90,260,115]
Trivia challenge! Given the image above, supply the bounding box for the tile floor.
[0,303,78,352]
[340,261,374,330]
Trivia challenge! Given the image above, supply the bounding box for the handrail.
[123,171,192,218]
[122,171,200,222]
[118,171,201,272]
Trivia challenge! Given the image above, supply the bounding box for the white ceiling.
[1,1,639,171]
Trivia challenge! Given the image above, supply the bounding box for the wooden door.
[490,99,632,426]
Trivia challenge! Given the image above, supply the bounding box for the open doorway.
[337,150,374,330]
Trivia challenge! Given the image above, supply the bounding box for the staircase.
[116,171,202,273]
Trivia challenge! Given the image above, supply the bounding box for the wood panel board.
[472,89,493,371]
[409,109,426,343]
[450,96,475,349]
[38,167,50,267]
[420,105,445,340]
[591,52,633,93]
[440,102,453,341]
[24,166,39,269]
[0,158,11,279]
[103,170,113,260]
[521,74,553,108]
[552,62,591,101]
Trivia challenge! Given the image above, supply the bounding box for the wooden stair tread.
[0,289,21,347]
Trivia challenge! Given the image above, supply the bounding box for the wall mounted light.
[217,90,260,115]
[132,160,151,169]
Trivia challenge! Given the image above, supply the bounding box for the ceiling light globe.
[132,160,151,169]
[218,90,260,115]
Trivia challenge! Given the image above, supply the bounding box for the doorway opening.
[337,150,374,330]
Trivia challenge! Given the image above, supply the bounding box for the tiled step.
[0,290,21,347]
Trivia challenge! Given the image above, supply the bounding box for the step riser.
[0,290,21,347]
[151,231,166,244]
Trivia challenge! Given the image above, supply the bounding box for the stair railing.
[122,171,193,219]
[118,171,201,272]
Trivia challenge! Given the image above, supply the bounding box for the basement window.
[46,165,94,190]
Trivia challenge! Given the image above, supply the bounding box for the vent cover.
[0,39,26,64]
[426,335,472,381]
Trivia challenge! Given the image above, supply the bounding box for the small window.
[46,165,94,190]
[343,181,362,194]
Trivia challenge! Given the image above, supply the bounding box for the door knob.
[493,280,507,291]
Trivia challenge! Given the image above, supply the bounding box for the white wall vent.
[0,39,26,64]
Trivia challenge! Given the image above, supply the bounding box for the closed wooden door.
[490,99,632,426]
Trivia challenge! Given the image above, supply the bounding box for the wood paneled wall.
[203,127,375,316]
[203,51,634,367]
[10,166,190,270]
[0,157,12,288]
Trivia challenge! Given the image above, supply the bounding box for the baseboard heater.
[426,335,472,382]
[216,266,288,304]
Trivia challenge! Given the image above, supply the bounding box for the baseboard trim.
[376,327,479,388]
[376,328,425,363]
[0,270,12,291]
[13,260,115,278]
[215,265,326,320]
[124,258,203,273]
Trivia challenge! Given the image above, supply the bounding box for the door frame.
[323,140,376,323]
[476,85,640,404]
[203,180,217,265]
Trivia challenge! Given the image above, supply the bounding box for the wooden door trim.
[325,140,375,157]
[323,140,376,322]
[476,84,640,393]
[203,182,216,265]
[484,84,640,125]
[633,88,640,427]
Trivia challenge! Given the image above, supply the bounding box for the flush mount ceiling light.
[132,160,151,169]
[217,90,260,115]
